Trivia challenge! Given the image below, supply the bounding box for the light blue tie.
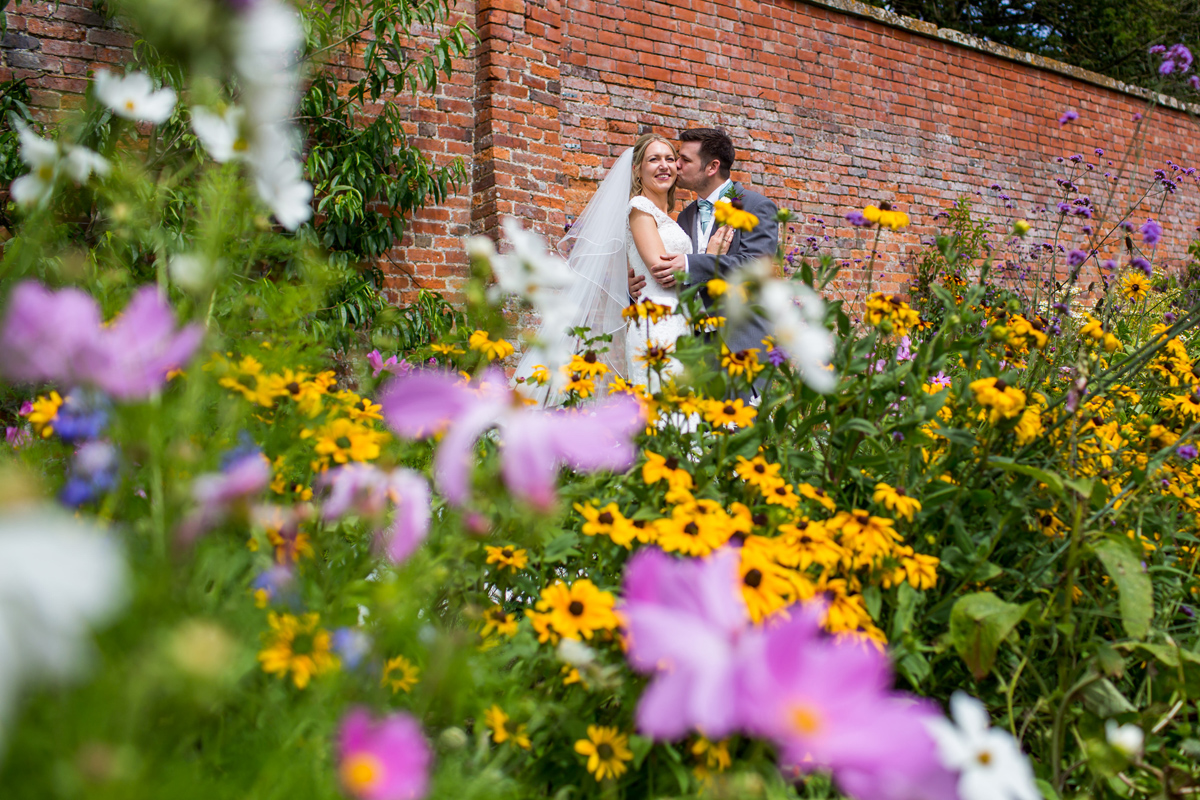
[698,199,714,236]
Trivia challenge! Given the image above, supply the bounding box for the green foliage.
[865,0,1200,100]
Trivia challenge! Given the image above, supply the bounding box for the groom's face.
[676,141,717,194]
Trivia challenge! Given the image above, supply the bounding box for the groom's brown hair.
[680,128,734,179]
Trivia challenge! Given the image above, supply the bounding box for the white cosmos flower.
[926,692,1041,800]
[233,0,303,127]
[63,145,109,183]
[190,106,250,163]
[485,218,576,305]
[759,279,836,392]
[10,121,59,206]
[10,121,108,208]
[252,141,313,231]
[1105,720,1144,758]
[0,506,127,753]
[93,70,176,124]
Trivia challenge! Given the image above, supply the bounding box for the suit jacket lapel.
[679,201,699,249]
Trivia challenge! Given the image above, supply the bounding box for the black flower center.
[597,742,614,760]
[286,382,301,395]
[744,568,763,588]
[598,512,614,525]
[336,436,352,450]
[754,463,766,474]
[568,601,584,616]
[994,378,1008,391]
[723,404,736,415]
[502,548,513,558]
[584,351,597,363]
[665,457,679,470]
[684,522,699,536]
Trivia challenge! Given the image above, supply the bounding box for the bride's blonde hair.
[629,133,678,212]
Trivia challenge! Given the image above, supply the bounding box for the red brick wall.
[6,0,1199,306]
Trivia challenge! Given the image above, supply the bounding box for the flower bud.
[1013,220,1031,236]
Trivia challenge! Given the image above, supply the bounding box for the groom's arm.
[680,191,779,285]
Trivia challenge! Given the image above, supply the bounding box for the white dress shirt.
[688,178,733,266]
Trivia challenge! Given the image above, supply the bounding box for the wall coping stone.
[802,0,1200,115]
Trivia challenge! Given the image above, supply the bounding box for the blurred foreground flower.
[178,451,271,543]
[0,505,127,753]
[619,548,749,739]
[11,120,108,207]
[380,369,642,508]
[925,692,1040,800]
[0,282,202,400]
[93,69,176,123]
[318,464,431,563]
[338,707,432,800]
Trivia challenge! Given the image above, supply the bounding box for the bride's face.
[638,141,677,195]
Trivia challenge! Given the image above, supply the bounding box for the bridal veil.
[514,148,633,402]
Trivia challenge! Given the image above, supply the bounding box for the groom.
[629,128,778,358]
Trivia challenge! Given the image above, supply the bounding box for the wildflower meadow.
[3,2,1200,799]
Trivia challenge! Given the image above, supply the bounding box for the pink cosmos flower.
[338,707,432,800]
[738,610,957,800]
[367,349,413,379]
[618,547,749,740]
[317,463,431,563]
[97,286,205,399]
[0,281,202,399]
[379,369,642,508]
[178,453,271,544]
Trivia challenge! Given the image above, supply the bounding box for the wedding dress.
[625,195,692,390]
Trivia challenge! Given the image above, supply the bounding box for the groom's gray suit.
[677,182,778,355]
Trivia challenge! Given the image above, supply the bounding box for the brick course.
[5,0,1199,307]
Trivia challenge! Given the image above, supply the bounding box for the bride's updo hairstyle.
[629,133,678,212]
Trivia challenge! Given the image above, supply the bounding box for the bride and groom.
[517,127,779,396]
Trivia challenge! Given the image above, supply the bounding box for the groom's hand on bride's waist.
[627,266,646,302]
[652,254,687,288]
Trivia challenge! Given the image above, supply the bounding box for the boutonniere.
[720,184,742,205]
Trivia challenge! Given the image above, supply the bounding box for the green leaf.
[838,418,880,437]
[1093,537,1153,639]
[949,592,1027,680]
[629,734,653,769]
[1079,676,1135,717]
[986,456,1065,498]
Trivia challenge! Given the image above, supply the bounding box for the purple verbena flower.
[1058,110,1078,125]
[845,210,870,227]
[1141,218,1162,246]
[1131,257,1152,276]
[1066,249,1088,268]
[1178,443,1198,460]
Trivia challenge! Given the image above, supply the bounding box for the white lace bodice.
[626,195,692,306]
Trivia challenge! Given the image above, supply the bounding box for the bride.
[515,133,731,400]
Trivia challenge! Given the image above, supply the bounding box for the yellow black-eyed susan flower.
[481,606,518,638]
[872,482,921,522]
[721,344,764,378]
[574,726,633,781]
[568,350,608,379]
[735,455,784,491]
[258,612,339,689]
[535,580,619,641]
[381,654,419,693]
[703,398,756,429]
[485,545,529,572]
[467,330,514,361]
[485,705,531,749]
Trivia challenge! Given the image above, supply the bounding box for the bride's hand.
[706,226,734,255]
